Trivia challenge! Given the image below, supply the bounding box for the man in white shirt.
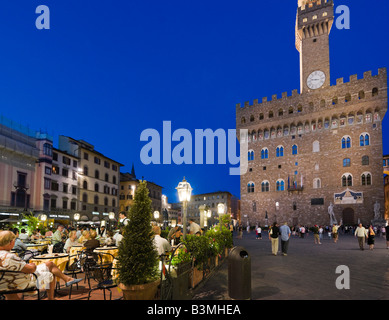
[354,223,367,250]
[152,226,171,256]
[189,219,201,235]
[18,229,29,242]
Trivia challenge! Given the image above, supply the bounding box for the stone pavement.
[191,230,389,300]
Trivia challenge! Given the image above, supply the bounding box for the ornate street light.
[154,211,160,225]
[40,214,47,222]
[74,213,80,221]
[176,177,193,239]
[217,203,226,231]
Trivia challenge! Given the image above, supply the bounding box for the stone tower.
[296,0,334,93]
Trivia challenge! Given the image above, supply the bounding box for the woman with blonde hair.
[367,225,375,250]
[78,230,90,244]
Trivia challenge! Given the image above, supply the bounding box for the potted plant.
[116,180,160,300]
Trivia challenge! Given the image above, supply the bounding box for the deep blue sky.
[0,0,388,203]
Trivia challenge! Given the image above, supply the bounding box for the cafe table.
[68,245,85,265]
[93,246,118,264]
[25,243,48,252]
[29,253,69,285]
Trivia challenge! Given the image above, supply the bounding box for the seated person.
[83,230,100,258]
[0,230,82,300]
[52,225,65,245]
[104,230,115,246]
[30,230,41,241]
[18,229,29,242]
[64,230,79,253]
[78,230,90,244]
[152,225,172,256]
[12,229,27,253]
[172,227,183,246]
[45,229,53,237]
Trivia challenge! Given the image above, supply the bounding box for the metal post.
[182,200,188,239]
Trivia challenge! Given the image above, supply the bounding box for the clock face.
[307,70,326,89]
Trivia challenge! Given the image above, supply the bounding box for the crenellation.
[272,94,278,101]
[349,74,358,82]
[262,97,268,103]
[299,0,333,13]
[282,92,288,99]
[336,78,344,85]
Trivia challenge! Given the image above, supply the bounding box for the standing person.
[312,225,321,244]
[367,225,375,250]
[118,212,130,227]
[257,225,262,240]
[269,222,280,256]
[318,225,324,243]
[279,222,291,256]
[237,224,243,239]
[300,225,305,238]
[152,226,172,256]
[332,224,340,243]
[354,223,367,251]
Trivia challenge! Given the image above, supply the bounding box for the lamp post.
[217,203,226,231]
[176,177,192,239]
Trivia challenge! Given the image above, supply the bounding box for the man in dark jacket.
[269,222,280,256]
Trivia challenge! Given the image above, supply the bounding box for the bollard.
[228,246,251,300]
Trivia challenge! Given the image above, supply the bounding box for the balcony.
[287,185,304,193]
[13,181,29,191]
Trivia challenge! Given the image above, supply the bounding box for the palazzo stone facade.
[236,0,387,226]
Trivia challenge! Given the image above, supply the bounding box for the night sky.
[0,0,388,202]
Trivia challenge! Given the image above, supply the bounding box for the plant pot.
[189,267,203,289]
[118,278,161,300]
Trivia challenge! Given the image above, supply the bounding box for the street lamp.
[40,214,47,222]
[109,212,115,230]
[217,203,226,231]
[176,177,193,239]
[154,211,160,225]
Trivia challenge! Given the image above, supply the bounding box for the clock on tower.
[296,0,334,93]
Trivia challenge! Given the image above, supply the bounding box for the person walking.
[279,222,291,256]
[386,223,389,249]
[256,225,262,240]
[367,225,375,250]
[312,225,321,244]
[269,222,280,256]
[318,225,324,243]
[354,223,367,251]
[332,224,340,243]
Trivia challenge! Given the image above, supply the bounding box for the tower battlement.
[236,68,387,111]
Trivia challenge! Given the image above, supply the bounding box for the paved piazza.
[192,230,389,300]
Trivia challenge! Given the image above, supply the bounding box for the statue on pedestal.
[328,202,337,225]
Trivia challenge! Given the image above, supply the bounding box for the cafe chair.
[63,254,84,299]
[86,254,117,300]
[0,270,40,300]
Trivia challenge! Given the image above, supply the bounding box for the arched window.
[278,109,284,116]
[341,136,351,149]
[360,133,370,146]
[248,150,254,161]
[104,197,109,206]
[95,170,100,179]
[358,91,365,100]
[259,113,264,120]
[345,93,351,103]
[261,148,269,159]
[269,111,274,118]
[276,180,285,191]
[261,181,270,192]
[94,195,99,205]
[241,117,246,124]
[343,158,351,167]
[94,183,99,192]
[313,178,321,189]
[247,182,255,193]
[250,115,255,122]
[361,173,372,186]
[105,173,109,182]
[113,176,117,184]
[83,180,88,190]
[342,174,353,187]
[288,107,294,114]
[83,166,88,176]
[372,87,378,97]
[82,193,88,203]
[292,144,298,155]
[112,199,116,207]
[362,155,369,166]
[276,146,284,157]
